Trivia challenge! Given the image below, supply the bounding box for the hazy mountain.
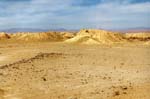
[1,27,150,33]
[0,28,67,33]
[109,27,150,33]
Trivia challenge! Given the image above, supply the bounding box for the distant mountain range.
[0,27,150,33]
[0,28,68,33]
[109,27,150,33]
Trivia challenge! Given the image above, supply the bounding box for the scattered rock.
[114,91,120,96]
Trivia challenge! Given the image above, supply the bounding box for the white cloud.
[0,0,149,30]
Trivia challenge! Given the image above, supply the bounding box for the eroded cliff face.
[0,31,75,42]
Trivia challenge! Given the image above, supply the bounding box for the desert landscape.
[0,29,150,99]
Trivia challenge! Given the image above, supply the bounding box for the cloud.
[0,0,150,30]
[72,0,102,6]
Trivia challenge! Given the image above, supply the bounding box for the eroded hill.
[0,29,150,45]
[0,31,74,42]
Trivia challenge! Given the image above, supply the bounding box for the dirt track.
[0,42,150,99]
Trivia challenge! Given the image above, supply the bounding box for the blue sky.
[0,0,150,30]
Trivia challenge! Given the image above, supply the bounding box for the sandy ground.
[0,42,150,99]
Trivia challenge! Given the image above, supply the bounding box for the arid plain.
[0,29,150,99]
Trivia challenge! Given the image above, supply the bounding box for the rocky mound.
[65,29,126,44]
[0,32,10,40]
[9,32,74,42]
[125,33,150,41]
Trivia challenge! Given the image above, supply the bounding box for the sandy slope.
[0,42,150,99]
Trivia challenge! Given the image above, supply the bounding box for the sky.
[0,0,150,30]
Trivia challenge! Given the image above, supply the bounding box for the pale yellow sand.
[0,42,150,99]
